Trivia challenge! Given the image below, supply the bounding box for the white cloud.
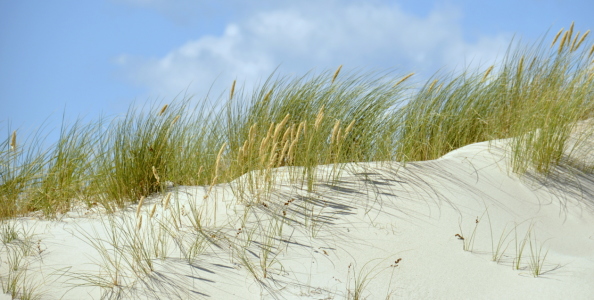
[116,1,512,100]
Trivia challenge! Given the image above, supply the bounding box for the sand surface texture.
[2,127,594,299]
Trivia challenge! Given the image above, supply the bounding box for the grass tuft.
[0,23,591,220]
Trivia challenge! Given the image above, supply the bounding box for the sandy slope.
[1,134,594,299]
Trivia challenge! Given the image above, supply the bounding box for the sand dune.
[2,128,594,299]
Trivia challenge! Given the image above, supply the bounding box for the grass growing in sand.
[0,23,593,297]
[2,24,594,220]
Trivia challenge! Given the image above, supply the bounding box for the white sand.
[2,129,594,299]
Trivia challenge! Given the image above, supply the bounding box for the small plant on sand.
[512,223,532,271]
[526,227,550,277]
[457,211,486,252]
[485,209,515,262]
[346,259,391,300]
[0,221,43,300]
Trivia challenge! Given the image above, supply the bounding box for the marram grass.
[1,24,594,219]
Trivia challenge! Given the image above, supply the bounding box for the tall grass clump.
[1,127,50,218]
[27,119,99,216]
[89,101,190,210]
[225,69,409,194]
[1,23,593,219]
[395,23,594,174]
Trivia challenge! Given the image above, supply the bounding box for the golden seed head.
[344,120,356,137]
[265,122,274,141]
[568,22,575,42]
[300,121,307,138]
[259,136,270,157]
[296,121,305,141]
[230,80,236,100]
[517,56,525,74]
[214,142,227,177]
[281,126,292,145]
[237,146,244,162]
[10,131,16,151]
[559,31,569,54]
[273,114,291,141]
[331,119,341,144]
[482,65,494,82]
[171,115,181,126]
[570,31,580,52]
[136,196,145,217]
[574,30,590,52]
[159,104,168,116]
[427,79,438,92]
[393,73,414,87]
[248,123,258,146]
[281,139,290,155]
[550,28,564,48]
[152,166,160,183]
[263,89,273,103]
[267,151,278,168]
[163,192,171,209]
[332,65,343,84]
[314,106,325,130]
[287,139,298,163]
[149,204,157,218]
[137,215,143,230]
[278,141,289,163]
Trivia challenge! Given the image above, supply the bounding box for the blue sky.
[1,0,593,143]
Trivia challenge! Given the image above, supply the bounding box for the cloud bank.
[115,1,512,99]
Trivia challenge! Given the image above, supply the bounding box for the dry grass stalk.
[267,152,278,169]
[273,114,291,141]
[171,115,180,126]
[344,120,356,137]
[573,30,590,52]
[393,72,414,87]
[568,22,575,43]
[278,139,290,166]
[137,215,143,230]
[559,31,569,54]
[149,204,157,218]
[136,196,146,218]
[287,139,299,164]
[230,80,236,100]
[10,130,16,151]
[259,135,270,157]
[427,79,438,92]
[315,106,325,130]
[550,28,564,48]
[332,65,343,84]
[214,142,227,178]
[263,89,273,104]
[248,123,258,148]
[237,146,244,163]
[152,166,160,184]
[162,192,171,210]
[296,121,305,140]
[281,125,293,145]
[517,56,525,74]
[265,122,274,141]
[570,31,580,52]
[159,104,168,116]
[482,65,495,82]
[331,120,341,144]
[589,44,594,58]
